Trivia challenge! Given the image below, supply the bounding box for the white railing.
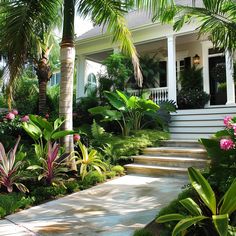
[128,87,168,104]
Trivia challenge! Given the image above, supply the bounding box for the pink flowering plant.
[0,110,23,138]
[200,115,236,192]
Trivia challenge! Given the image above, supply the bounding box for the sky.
[75,16,93,37]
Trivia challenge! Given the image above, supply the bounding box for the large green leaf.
[212,214,228,236]
[180,198,202,216]
[172,216,208,236]
[188,167,216,214]
[22,123,42,140]
[88,106,112,115]
[220,178,236,215]
[51,130,75,140]
[29,115,53,132]
[104,91,126,111]
[156,214,185,223]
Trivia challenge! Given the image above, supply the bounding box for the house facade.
[75,3,236,139]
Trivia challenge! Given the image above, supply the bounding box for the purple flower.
[220,139,235,150]
[21,115,29,122]
[5,112,15,120]
[224,116,232,128]
[11,109,18,115]
[73,134,80,142]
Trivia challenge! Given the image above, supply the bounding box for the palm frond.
[78,0,143,86]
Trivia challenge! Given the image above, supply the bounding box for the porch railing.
[128,87,168,104]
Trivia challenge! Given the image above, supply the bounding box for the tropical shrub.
[0,110,28,138]
[83,170,106,186]
[0,136,28,193]
[22,114,74,159]
[100,53,133,91]
[27,142,69,185]
[89,90,159,136]
[75,141,108,180]
[179,65,204,90]
[177,65,210,109]
[177,89,210,109]
[143,100,176,130]
[13,74,38,115]
[200,115,236,194]
[157,167,236,236]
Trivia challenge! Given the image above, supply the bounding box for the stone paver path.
[0,175,187,236]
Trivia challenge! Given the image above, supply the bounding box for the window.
[87,73,97,95]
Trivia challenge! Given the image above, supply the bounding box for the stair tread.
[132,155,208,162]
[143,147,206,153]
[125,163,187,171]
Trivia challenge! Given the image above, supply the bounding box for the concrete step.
[142,147,207,159]
[125,164,188,177]
[169,120,223,127]
[132,155,209,168]
[160,140,202,148]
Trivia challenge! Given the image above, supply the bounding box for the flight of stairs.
[170,106,236,140]
[124,140,209,177]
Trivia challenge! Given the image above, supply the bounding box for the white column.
[201,41,211,106]
[167,35,177,103]
[225,51,235,104]
[76,55,86,102]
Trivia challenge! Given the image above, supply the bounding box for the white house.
[74,1,236,139]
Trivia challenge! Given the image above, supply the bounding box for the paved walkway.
[0,175,187,236]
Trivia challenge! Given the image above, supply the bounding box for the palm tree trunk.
[36,57,52,115]
[59,0,77,171]
[38,80,47,115]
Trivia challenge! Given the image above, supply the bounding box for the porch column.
[225,51,235,104]
[167,35,177,103]
[76,55,86,102]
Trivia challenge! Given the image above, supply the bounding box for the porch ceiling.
[85,33,205,62]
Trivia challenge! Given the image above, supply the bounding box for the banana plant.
[22,115,75,159]
[156,167,236,236]
[75,141,108,180]
[89,90,159,136]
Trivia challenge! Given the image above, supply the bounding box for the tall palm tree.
[0,0,62,112]
[59,0,172,166]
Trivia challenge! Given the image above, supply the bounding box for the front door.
[209,51,227,105]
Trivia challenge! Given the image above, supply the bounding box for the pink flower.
[73,134,80,142]
[11,109,18,115]
[45,114,49,119]
[233,125,236,136]
[21,115,29,122]
[220,139,235,150]
[224,116,232,128]
[5,112,15,120]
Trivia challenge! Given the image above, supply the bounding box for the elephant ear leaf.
[172,216,207,236]
[180,198,202,216]
[219,178,236,215]
[212,214,228,236]
[188,167,216,215]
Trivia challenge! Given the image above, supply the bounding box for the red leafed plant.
[28,142,68,185]
[0,136,28,193]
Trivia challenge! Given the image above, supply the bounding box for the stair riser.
[126,167,187,177]
[160,142,202,148]
[142,151,207,159]
[171,133,213,140]
[134,159,208,168]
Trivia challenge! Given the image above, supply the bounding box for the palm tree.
[0,0,62,112]
[161,0,236,52]
[59,0,172,166]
